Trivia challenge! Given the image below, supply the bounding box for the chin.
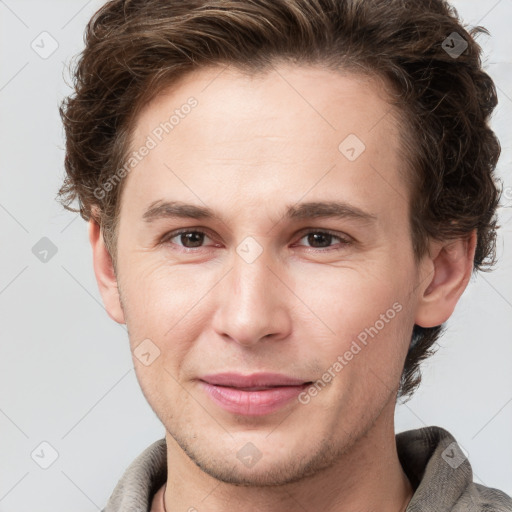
[192,457,323,487]
[171,424,339,488]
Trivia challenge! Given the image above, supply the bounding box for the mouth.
[198,373,313,416]
[212,385,308,391]
[199,372,312,388]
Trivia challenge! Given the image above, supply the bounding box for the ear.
[88,212,126,324]
[414,230,477,327]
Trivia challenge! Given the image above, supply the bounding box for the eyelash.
[159,228,352,253]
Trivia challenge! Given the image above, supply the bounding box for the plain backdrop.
[0,1,511,511]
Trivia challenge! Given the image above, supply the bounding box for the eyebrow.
[142,200,377,225]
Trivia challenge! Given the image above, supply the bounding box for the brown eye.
[176,231,206,248]
[296,230,351,251]
[161,229,214,250]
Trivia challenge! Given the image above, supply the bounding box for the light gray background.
[0,1,511,511]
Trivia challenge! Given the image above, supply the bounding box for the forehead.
[132,62,400,148]
[121,63,408,226]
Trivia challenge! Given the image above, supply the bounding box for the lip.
[200,372,309,388]
[198,373,312,416]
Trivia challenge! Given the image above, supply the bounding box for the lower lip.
[199,381,309,416]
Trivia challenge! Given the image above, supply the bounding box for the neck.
[162,402,414,512]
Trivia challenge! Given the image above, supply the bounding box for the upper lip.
[200,372,310,388]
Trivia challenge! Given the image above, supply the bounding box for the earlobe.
[414,230,477,328]
[88,216,126,325]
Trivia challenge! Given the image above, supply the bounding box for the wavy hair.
[57,0,502,402]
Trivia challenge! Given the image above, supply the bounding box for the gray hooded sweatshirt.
[102,425,512,511]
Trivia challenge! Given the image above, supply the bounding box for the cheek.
[294,258,416,384]
[119,259,214,363]
[120,255,195,316]
[297,264,404,332]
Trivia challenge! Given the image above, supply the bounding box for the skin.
[89,63,476,512]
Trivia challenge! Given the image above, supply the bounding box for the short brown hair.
[57,0,502,402]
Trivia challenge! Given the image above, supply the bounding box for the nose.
[211,246,292,348]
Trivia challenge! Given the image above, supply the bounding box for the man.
[57,0,511,510]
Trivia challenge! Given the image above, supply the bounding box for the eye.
[161,229,216,250]
[294,229,352,251]
[160,228,352,253]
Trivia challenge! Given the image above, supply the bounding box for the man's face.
[113,64,425,485]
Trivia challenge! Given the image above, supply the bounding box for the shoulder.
[102,438,167,512]
[396,426,512,511]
